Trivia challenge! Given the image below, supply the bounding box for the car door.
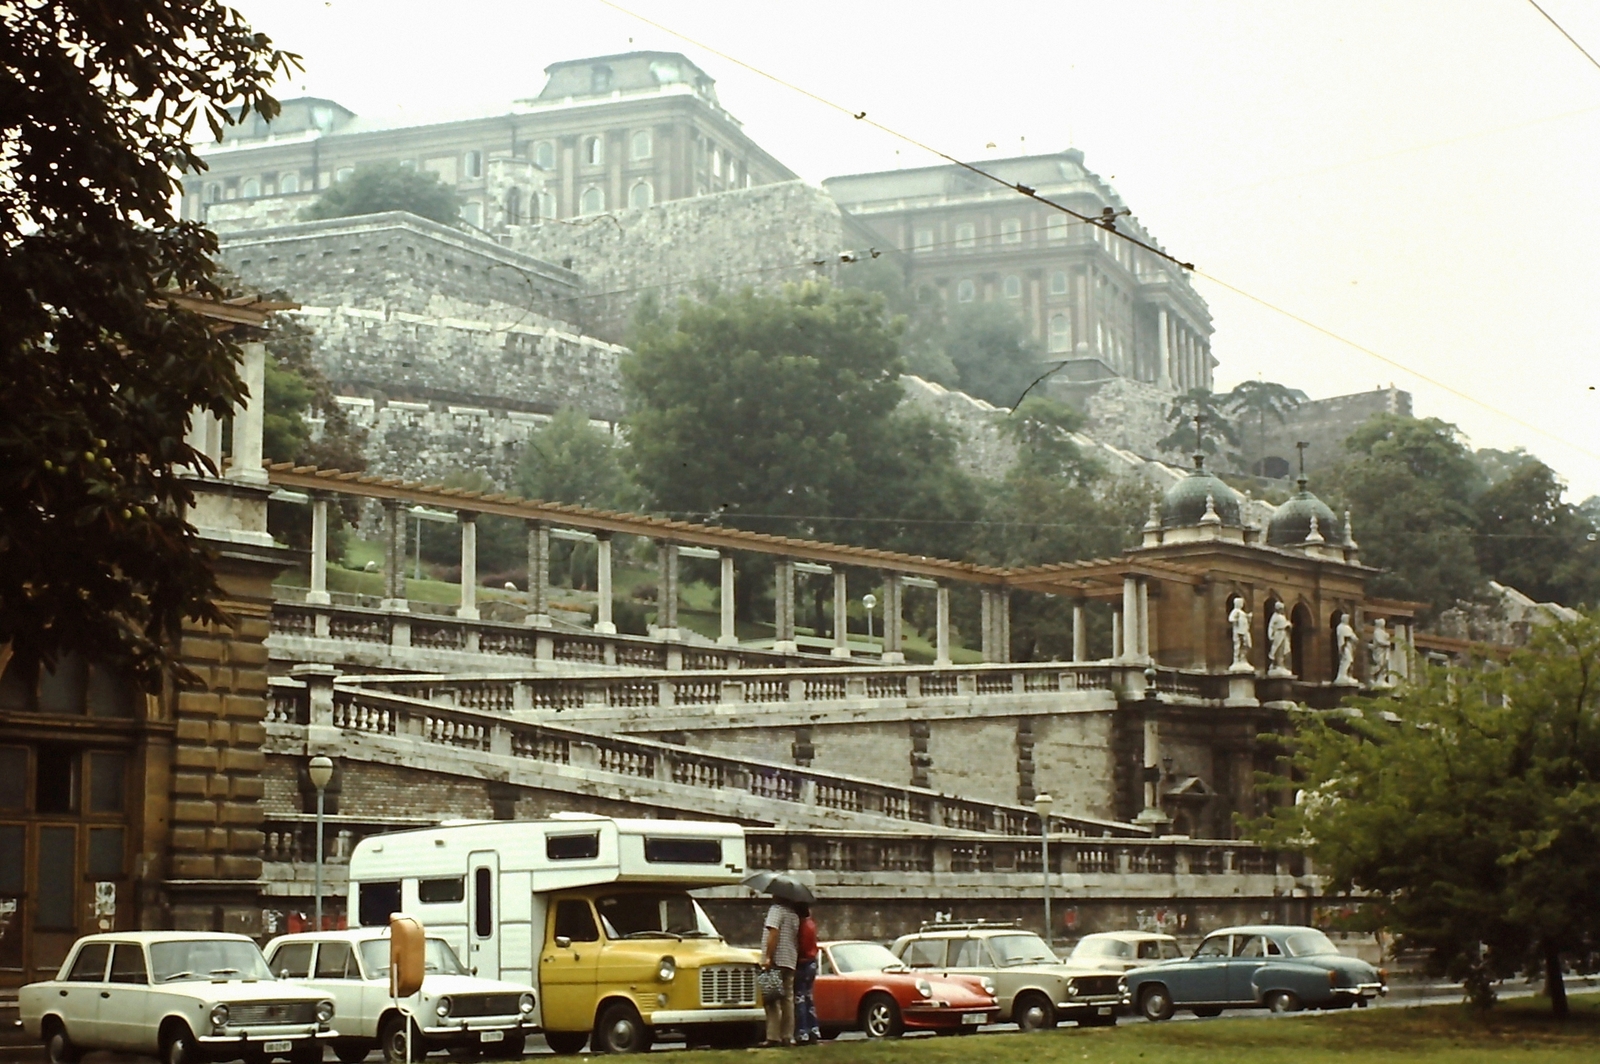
[58,941,111,1043]
[309,941,367,1034]
[1169,935,1231,1003]
[100,943,152,1050]
[538,898,600,1032]
[1228,935,1274,1004]
[809,948,852,1028]
[467,853,499,979]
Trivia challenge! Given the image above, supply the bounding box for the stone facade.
[1256,386,1412,478]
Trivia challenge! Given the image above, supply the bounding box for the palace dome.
[1160,464,1243,528]
[1266,479,1343,547]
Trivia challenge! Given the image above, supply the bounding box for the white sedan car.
[19,932,335,1064]
[265,930,536,1064]
[1065,931,1185,973]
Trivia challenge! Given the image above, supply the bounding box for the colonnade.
[1156,307,1209,393]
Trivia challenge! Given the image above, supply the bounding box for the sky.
[232,0,1600,499]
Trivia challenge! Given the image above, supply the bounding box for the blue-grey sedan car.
[1122,925,1386,1021]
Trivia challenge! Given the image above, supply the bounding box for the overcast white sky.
[234,0,1600,499]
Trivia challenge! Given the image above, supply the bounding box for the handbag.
[757,966,786,997]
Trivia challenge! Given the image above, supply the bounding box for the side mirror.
[390,914,426,998]
[554,936,572,950]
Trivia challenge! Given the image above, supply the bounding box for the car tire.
[1266,991,1301,1014]
[334,1042,372,1063]
[380,1015,422,1064]
[1013,992,1055,1032]
[1139,985,1175,1023]
[1192,1007,1223,1019]
[1079,1011,1118,1028]
[163,1025,199,1064]
[592,1002,651,1054]
[541,1032,588,1056]
[44,1024,80,1064]
[860,993,903,1039]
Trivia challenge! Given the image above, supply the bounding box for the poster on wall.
[94,882,117,930]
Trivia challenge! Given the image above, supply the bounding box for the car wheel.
[1013,992,1055,1032]
[593,1002,651,1054]
[380,1015,421,1064]
[1266,991,1301,1014]
[1139,985,1175,1022]
[334,1042,372,1063]
[163,1025,199,1064]
[860,993,903,1039]
[1192,1007,1223,1018]
[44,1025,80,1064]
[1079,1011,1118,1027]
[541,1032,588,1056]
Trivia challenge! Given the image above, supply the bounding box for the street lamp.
[862,593,877,645]
[1034,792,1054,949]
[308,756,334,930]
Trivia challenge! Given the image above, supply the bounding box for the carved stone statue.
[1267,602,1294,677]
[1228,600,1254,672]
[1334,615,1359,686]
[1370,618,1394,687]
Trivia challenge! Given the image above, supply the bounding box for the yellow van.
[347,816,763,1054]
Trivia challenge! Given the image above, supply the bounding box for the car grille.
[1072,976,1122,998]
[228,1002,318,1026]
[699,965,758,1007]
[447,994,524,1018]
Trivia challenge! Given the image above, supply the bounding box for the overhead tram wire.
[1526,0,1600,74]
[593,0,1600,467]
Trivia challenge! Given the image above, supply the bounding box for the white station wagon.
[265,930,536,1064]
[19,932,334,1064]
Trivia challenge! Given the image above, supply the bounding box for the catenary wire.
[1526,0,1600,73]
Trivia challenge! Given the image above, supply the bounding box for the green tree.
[301,161,462,226]
[941,301,1046,409]
[1157,388,1242,463]
[0,1,297,687]
[839,257,959,387]
[1475,446,1541,488]
[514,406,635,510]
[1474,460,1600,607]
[1226,380,1303,477]
[1321,414,1485,616]
[1252,615,1600,1016]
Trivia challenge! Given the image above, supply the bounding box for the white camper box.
[346,816,747,989]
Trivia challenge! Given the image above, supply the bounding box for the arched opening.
[1291,602,1314,680]
[629,180,653,209]
[580,187,604,215]
[1329,609,1345,680]
[504,187,522,226]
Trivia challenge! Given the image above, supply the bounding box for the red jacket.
[798,916,818,961]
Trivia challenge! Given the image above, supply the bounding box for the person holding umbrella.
[744,872,816,1048]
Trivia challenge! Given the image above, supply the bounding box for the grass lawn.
[670,994,1600,1064]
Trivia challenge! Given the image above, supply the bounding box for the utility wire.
[594,0,1600,467]
[1526,0,1600,73]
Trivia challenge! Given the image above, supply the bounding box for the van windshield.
[595,892,718,939]
[359,938,469,978]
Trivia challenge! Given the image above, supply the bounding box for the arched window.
[1291,603,1314,680]
[463,150,482,179]
[728,160,740,186]
[1002,275,1022,299]
[537,191,556,222]
[1049,270,1069,295]
[629,181,653,209]
[584,137,604,167]
[711,147,723,177]
[241,178,260,199]
[954,223,976,249]
[580,187,604,214]
[956,279,976,303]
[1048,313,1071,353]
[631,130,652,160]
[533,141,555,170]
[279,171,300,194]
[1000,218,1022,244]
[505,187,522,226]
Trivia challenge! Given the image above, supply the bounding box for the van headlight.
[518,993,535,1015]
[436,996,452,1019]
[316,1000,335,1024]
[915,980,932,999]
[209,1004,229,1030]
[657,956,677,983]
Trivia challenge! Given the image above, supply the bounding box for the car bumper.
[1058,998,1126,1013]
[903,1006,998,1030]
[420,1020,534,1038]
[198,1029,334,1045]
[647,1008,764,1026]
[1331,984,1387,999]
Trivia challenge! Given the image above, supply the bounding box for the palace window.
[533,141,555,170]
[580,187,605,214]
[1047,215,1069,241]
[631,130,652,160]
[279,171,300,194]
[240,178,259,199]
[1049,270,1069,295]
[1002,275,1022,299]
[954,223,976,249]
[504,187,522,226]
[913,228,934,252]
[204,183,221,203]
[712,147,723,177]
[1000,218,1022,243]
[956,279,976,303]
[537,191,556,221]
[630,181,654,209]
[463,150,482,179]
[1049,313,1072,353]
[584,137,604,167]
[590,65,613,93]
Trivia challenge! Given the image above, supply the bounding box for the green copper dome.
[1266,479,1342,546]
[1160,463,1243,529]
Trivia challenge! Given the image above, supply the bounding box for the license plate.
[1097,1007,1113,1016]
[961,1013,986,1025]
[479,1031,505,1043]
[262,1042,293,1055]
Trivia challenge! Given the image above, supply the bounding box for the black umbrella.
[742,871,817,904]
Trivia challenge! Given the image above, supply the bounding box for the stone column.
[381,499,407,611]
[998,588,1012,664]
[457,512,479,621]
[594,533,615,634]
[831,569,851,658]
[980,588,997,663]
[717,551,738,645]
[1137,577,1151,662]
[1121,575,1139,662]
[228,340,268,484]
[773,558,798,653]
[934,583,952,666]
[1111,607,1122,661]
[881,572,904,664]
[305,495,331,606]
[656,541,680,640]
[524,520,551,627]
[1072,600,1086,662]
[1157,307,1172,390]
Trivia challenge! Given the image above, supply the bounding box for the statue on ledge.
[1228,599,1254,672]
[1267,601,1294,677]
[1370,618,1394,687]
[1334,614,1360,686]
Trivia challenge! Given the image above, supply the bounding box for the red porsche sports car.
[814,940,1000,1039]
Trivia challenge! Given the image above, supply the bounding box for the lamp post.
[1035,792,1054,948]
[863,593,877,646]
[308,756,334,929]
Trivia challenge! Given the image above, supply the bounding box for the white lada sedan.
[20,932,335,1064]
[265,930,536,1064]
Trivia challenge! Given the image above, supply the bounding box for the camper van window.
[360,938,468,979]
[547,832,601,861]
[595,891,711,939]
[315,941,357,979]
[419,876,465,903]
[643,837,722,864]
[553,899,600,943]
[357,880,401,927]
[269,942,313,979]
[474,867,493,938]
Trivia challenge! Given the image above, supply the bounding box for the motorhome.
[345,815,763,1054]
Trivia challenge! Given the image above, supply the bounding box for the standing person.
[793,904,820,1045]
[761,900,799,1046]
